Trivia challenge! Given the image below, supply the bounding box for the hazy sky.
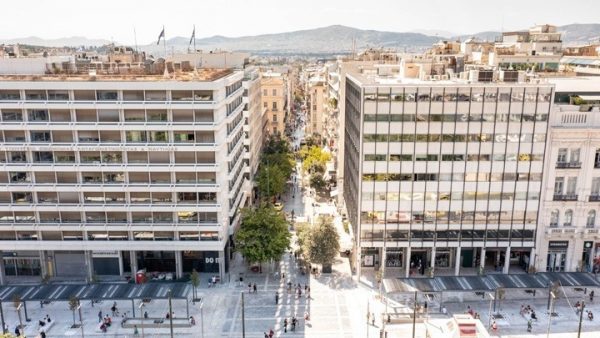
[1,0,598,44]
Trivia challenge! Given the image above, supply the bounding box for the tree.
[309,174,326,190]
[304,217,340,272]
[190,269,200,302]
[235,205,291,272]
[300,146,331,174]
[256,164,286,200]
[68,296,79,327]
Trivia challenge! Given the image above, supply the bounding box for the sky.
[1,0,599,44]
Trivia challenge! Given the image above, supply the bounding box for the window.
[595,149,600,168]
[550,209,559,227]
[567,177,577,195]
[263,102,267,108]
[263,89,267,96]
[273,127,278,134]
[272,102,278,111]
[30,131,51,142]
[272,89,276,96]
[557,148,567,163]
[587,210,596,228]
[272,114,277,122]
[570,148,581,163]
[593,178,600,196]
[554,177,564,195]
[564,209,573,226]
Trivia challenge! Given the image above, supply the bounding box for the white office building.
[343,66,552,279]
[0,59,249,283]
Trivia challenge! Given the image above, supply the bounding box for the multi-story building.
[343,66,552,279]
[261,72,287,136]
[0,57,249,283]
[243,67,265,190]
[536,77,600,273]
[306,75,326,138]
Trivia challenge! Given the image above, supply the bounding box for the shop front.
[92,251,120,276]
[547,241,569,272]
[435,249,452,268]
[3,251,41,277]
[385,248,403,269]
[361,248,379,268]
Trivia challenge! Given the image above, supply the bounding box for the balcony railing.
[556,162,581,169]
[589,195,600,202]
[553,194,578,201]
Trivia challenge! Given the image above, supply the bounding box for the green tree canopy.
[235,205,291,267]
[309,174,326,190]
[257,164,286,200]
[303,217,340,267]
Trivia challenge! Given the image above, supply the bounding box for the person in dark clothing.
[275,292,279,304]
[253,283,257,293]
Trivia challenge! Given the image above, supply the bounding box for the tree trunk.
[72,310,76,326]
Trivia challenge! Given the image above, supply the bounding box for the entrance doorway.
[410,251,427,275]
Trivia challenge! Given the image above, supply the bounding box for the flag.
[157,27,165,45]
[189,26,195,47]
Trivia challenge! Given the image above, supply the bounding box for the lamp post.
[199,300,205,338]
[138,302,145,338]
[487,292,495,329]
[77,304,84,338]
[577,300,585,338]
[546,291,556,338]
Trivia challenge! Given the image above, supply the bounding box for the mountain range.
[2,24,600,55]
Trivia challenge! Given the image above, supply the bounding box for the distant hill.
[3,23,600,54]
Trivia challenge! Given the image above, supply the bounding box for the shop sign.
[548,241,569,249]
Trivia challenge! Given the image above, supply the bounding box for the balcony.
[553,194,578,201]
[590,195,600,202]
[556,162,581,169]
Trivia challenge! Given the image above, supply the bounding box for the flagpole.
[133,27,138,53]
[162,25,167,58]
[193,24,196,52]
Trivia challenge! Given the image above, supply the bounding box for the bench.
[121,318,192,328]
[37,320,54,334]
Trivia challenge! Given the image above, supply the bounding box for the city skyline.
[1,0,599,44]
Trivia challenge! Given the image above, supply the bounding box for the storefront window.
[386,251,403,268]
[435,251,451,268]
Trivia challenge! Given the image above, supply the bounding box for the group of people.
[285,282,310,299]
[574,301,595,320]
[282,316,298,332]
[36,314,52,337]
[247,283,258,293]
[466,305,480,320]
[519,304,538,320]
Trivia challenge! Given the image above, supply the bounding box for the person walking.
[491,321,498,332]
[591,290,595,302]
[248,283,252,293]
[253,283,257,294]
[371,312,375,327]
[275,292,279,304]
[283,318,288,333]
[98,310,103,323]
[291,317,297,331]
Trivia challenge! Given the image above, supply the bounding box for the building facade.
[343,67,552,279]
[536,77,600,273]
[260,73,287,136]
[0,67,248,282]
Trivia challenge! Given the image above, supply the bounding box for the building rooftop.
[0,67,234,82]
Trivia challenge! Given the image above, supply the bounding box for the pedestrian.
[591,290,595,302]
[367,312,370,324]
[134,325,139,335]
[275,292,279,304]
[424,301,428,312]
[292,317,297,331]
[283,318,288,333]
[269,328,274,338]
[282,273,285,280]
[41,331,47,338]
[287,282,292,294]
[264,332,269,338]
[144,311,148,319]
[98,310,103,323]
[304,284,307,292]
[248,283,252,293]
[491,321,498,332]
[371,312,375,326]
[253,283,257,293]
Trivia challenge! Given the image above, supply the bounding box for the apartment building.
[0,59,249,283]
[343,66,552,279]
[243,67,265,185]
[536,77,600,273]
[306,75,326,138]
[261,72,287,136]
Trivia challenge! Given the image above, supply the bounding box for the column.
[496,250,501,269]
[430,247,436,268]
[218,250,226,281]
[118,253,124,277]
[380,247,387,279]
[405,247,411,278]
[454,247,461,276]
[130,251,138,275]
[0,251,5,285]
[480,247,486,269]
[39,251,48,278]
[85,251,94,281]
[503,247,511,274]
[529,247,536,273]
[175,251,183,279]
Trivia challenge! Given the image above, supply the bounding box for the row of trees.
[256,136,295,201]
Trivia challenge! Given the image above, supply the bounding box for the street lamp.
[199,300,205,338]
[546,291,556,338]
[486,292,495,329]
[77,304,84,338]
[138,302,145,338]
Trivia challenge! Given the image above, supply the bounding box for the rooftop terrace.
[0,68,234,82]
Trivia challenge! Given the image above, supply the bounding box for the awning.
[383,272,600,294]
[578,95,600,101]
